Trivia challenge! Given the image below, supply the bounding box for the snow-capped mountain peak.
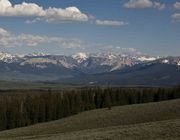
[72,52,88,63]
[0,51,179,74]
[0,52,20,63]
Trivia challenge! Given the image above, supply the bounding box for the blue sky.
[0,0,180,56]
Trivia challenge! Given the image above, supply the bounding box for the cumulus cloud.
[95,20,128,26]
[171,13,180,22]
[124,0,165,10]
[0,28,82,48]
[153,2,166,10]
[174,2,180,9]
[0,0,88,22]
[0,0,128,25]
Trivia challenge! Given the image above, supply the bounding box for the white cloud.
[0,28,10,36]
[44,7,88,23]
[171,13,180,22]
[116,47,142,56]
[0,28,82,48]
[0,0,88,22]
[174,2,180,9]
[153,2,166,10]
[95,20,128,26]
[25,18,41,24]
[0,0,128,26]
[124,0,153,8]
[124,0,165,10]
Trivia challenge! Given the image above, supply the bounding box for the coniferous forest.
[0,87,180,131]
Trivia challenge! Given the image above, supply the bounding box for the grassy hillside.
[7,119,180,140]
[0,99,180,140]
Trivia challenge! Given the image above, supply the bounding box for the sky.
[0,0,180,56]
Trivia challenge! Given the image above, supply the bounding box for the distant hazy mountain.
[0,52,179,86]
[61,61,180,86]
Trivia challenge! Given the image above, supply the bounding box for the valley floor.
[0,99,180,140]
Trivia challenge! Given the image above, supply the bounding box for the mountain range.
[0,52,179,86]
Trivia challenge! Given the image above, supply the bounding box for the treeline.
[0,87,180,131]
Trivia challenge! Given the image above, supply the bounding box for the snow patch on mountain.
[35,65,47,69]
[138,56,157,62]
[20,58,58,65]
[58,60,76,68]
[177,61,180,66]
[20,57,76,69]
[162,59,169,64]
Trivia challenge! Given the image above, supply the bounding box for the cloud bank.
[0,0,88,22]
[0,0,129,26]
[95,20,128,26]
[0,28,82,48]
[172,13,180,22]
[174,2,180,9]
[124,0,165,10]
